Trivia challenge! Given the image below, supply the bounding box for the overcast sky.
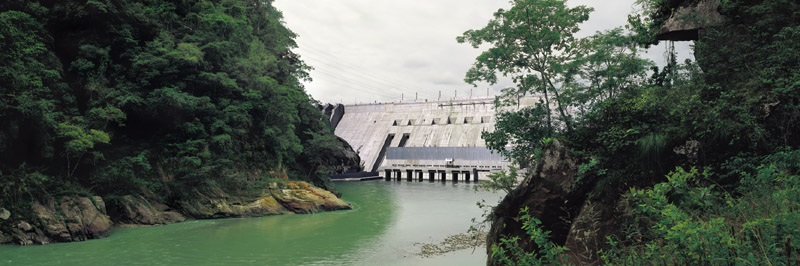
[273,0,692,104]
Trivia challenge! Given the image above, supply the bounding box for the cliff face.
[485,140,619,265]
[332,136,363,174]
[486,140,582,265]
[0,181,351,246]
[657,0,722,41]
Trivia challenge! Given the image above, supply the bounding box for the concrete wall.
[334,96,540,172]
[329,104,345,129]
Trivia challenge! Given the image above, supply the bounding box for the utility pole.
[454,89,457,99]
[415,92,418,101]
[470,89,473,99]
[487,87,489,97]
[438,91,441,101]
[401,93,404,102]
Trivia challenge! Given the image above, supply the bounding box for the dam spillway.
[328,96,540,181]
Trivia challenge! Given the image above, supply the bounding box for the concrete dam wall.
[331,96,540,180]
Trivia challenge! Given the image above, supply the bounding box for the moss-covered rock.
[272,182,352,214]
[17,196,113,244]
[178,181,350,219]
[106,195,185,225]
[2,181,350,246]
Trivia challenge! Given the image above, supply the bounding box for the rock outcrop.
[106,195,186,225]
[486,140,583,265]
[332,136,363,174]
[562,198,621,265]
[2,181,351,246]
[9,196,113,245]
[313,103,346,130]
[486,140,616,265]
[657,0,722,41]
[179,181,351,219]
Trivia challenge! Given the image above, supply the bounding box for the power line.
[301,45,416,86]
[302,53,436,100]
[312,69,397,98]
[310,68,400,100]
[302,53,422,97]
[298,46,439,99]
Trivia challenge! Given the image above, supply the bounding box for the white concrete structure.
[333,96,539,181]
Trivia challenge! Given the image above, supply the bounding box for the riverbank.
[0,181,350,246]
[0,181,501,265]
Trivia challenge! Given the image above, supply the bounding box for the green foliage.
[491,207,571,266]
[477,166,520,194]
[0,165,47,209]
[462,1,653,168]
[56,123,110,155]
[482,101,552,167]
[569,28,655,116]
[459,0,594,134]
[92,152,154,195]
[0,0,351,213]
[604,163,800,265]
[477,0,800,264]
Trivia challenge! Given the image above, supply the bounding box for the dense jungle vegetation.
[463,0,800,264]
[0,0,351,227]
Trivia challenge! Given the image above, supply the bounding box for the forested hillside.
[463,0,800,265]
[0,0,355,232]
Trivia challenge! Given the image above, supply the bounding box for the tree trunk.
[543,72,574,134]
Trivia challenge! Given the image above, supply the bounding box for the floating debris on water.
[413,230,487,258]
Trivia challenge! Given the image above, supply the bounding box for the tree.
[570,28,653,116]
[0,0,354,219]
[458,0,593,135]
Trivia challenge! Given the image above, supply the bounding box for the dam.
[323,96,539,181]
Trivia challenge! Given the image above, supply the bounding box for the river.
[0,180,503,265]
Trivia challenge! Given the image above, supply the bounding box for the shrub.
[603,164,800,265]
[491,207,571,266]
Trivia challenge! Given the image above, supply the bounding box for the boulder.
[31,196,112,243]
[106,195,185,225]
[10,220,48,245]
[486,140,590,265]
[17,221,33,232]
[657,0,722,41]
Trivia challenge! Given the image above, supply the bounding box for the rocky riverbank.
[0,181,351,246]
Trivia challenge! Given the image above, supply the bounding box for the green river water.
[0,180,502,265]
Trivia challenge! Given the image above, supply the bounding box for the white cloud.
[274,0,694,104]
